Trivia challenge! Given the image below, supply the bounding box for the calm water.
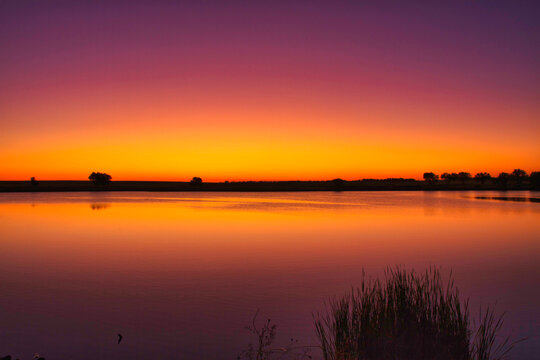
[1,191,539,359]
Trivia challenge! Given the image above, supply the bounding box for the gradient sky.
[1,0,539,181]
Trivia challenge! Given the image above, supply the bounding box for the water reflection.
[90,203,111,210]
[0,191,538,359]
[474,196,540,203]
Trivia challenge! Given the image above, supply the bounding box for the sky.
[1,0,539,181]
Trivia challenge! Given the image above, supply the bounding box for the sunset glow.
[1,1,539,180]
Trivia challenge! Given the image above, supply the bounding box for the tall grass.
[314,268,515,360]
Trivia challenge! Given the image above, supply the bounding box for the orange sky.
[1,1,539,181]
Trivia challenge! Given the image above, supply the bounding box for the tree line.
[24,170,539,189]
[423,169,538,186]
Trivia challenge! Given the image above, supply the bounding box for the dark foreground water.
[1,191,539,359]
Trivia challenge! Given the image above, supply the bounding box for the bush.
[88,172,112,186]
[190,177,203,185]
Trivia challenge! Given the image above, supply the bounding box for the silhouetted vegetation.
[190,176,203,185]
[511,169,527,186]
[331,178,346,190]
[440,172,472,184]
[1,169,537,192]
[30,177,38,187]
[457,172,472,184]
[474,172,491,185]
[441,172,462,182]
[88,172,111,186]
[3,267,524,360]
[441,172,452,182]
[423,172,439,183]
[496,172,510,188]
[530,171,540,189]
[238,310,313,360]
[314,268,519,360]
[238,268,520,360]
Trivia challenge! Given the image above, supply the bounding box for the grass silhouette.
[313,268,518,360]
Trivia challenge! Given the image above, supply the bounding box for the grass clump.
[314,267,516,360]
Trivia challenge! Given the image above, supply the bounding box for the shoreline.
[0,180,535,193]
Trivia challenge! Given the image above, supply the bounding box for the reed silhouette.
[239,268,520,360]
[313,268,520,360]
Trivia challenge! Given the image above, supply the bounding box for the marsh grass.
[314,268,517,360]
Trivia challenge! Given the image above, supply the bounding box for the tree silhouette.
[441,173,461,182]
[474,172,491,185]
[511,169,527,185]
[190,177,203,185]
[457,172,471,184]
[530,171,540,189]
[88,172,112,186]
[423,172,439,183]
[497,172,510,188]
[331,178,346,189]
[30,177,38,187]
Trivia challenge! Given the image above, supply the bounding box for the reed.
[314,267,515,360]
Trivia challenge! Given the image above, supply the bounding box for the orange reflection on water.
[0,192,539,359]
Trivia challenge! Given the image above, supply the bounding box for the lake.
[1,191,539,359]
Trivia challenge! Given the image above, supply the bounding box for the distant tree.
[497,172,510,188]
[441,172,461,182]
[190,177,203,185]
[88,172,112,186]
[511,169,527,177]
[530,171,540,189]
[511,169,528,185]
[30,177,38,187]
[474,172,491,185]
[423,172,439,183]
[331,178,346,190]
[457,172,471,184]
